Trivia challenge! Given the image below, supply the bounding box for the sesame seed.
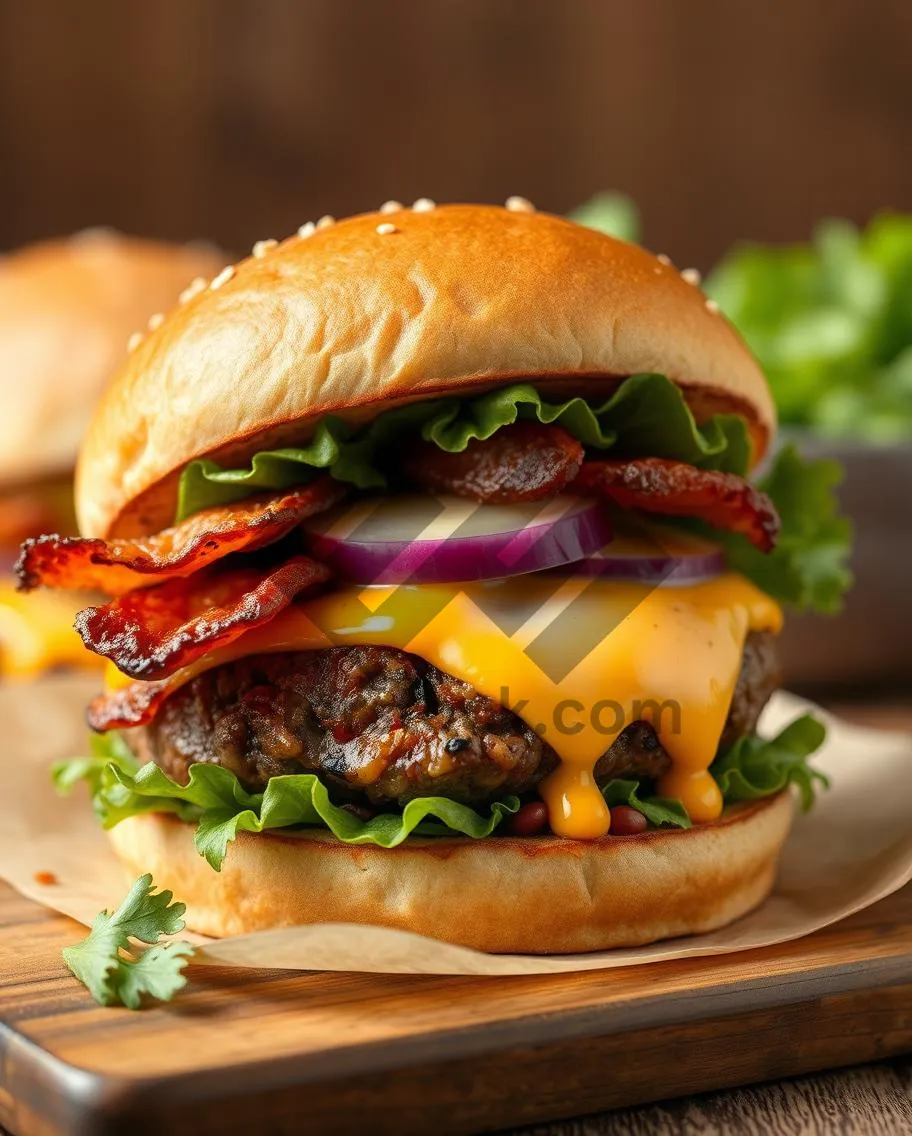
[147,312,164,331]
[380,200,403,214]
[316,215,335,229]
[71,226,115,245]
[126,332,142,353]
[210,265,235,290]
[179,276,207,304]
[505,195,535,213]
[252,238,278,258]
[681,267,702,286]
[376,222,398,235]
[297,221,316,239]
[657,253,672,266]
[653,266,662,275]
[705,298,719,313]
[412,198,436,212]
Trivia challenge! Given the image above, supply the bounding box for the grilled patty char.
[125,633,779,809]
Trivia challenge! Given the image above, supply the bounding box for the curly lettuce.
[176,373,752,520]
[710,713,829,811]
[707,444,853,614]
[56,715,827,871]
[176,372,850,613]
[601,779,691,829]
[54,733,519,871]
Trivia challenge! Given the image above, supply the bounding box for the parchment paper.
[1,674,910,975]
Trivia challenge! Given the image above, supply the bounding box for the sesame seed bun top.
[75,203,776,540]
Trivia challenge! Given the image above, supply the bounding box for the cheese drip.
[104,572,781,838]
[0,580,98,678]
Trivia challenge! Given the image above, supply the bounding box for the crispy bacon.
[75,555,329,682]
[87,678,173,733]
[16,478,344,596]
[403,422,584,503]
[573,459,780,552]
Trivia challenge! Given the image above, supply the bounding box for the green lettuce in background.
[570,193,912,441]
[706,213,912,441]
[568,191,642,243]
[54,716,827,870]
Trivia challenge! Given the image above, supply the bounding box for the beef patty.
[125,632,780,810]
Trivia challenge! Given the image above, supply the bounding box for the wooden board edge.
[4,953,912,1135]
[10,981,912,1136]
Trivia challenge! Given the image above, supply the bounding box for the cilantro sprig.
[62,874,194,1008]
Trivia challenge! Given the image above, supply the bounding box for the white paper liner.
[1,674,910,975]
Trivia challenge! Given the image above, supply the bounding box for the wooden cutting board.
[1,880,911,1136]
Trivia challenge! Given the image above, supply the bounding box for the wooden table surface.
[2,699,910,1136]
[506,698,912,1136]
[507,1060,912,1134]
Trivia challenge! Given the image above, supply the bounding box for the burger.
[21,202,849,953]
[0,230,223,677]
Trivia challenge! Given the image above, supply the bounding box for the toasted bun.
[0,231,223,489]
[107,793,792,954]
[76,205,775,539]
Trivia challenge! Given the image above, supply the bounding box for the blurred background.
[1,0,911,265]
[0,0,910,692]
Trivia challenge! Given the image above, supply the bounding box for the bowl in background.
[778,438,912,695]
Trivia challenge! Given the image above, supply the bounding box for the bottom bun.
[108,793,794,954]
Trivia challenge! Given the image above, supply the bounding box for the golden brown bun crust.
[0,231,223,489]
[77,205,775,539]
[107,794,793,954]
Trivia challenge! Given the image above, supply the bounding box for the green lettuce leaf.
[711,714,829,812]
[707,213,912,439]
[171,369,851,612]
[55,734,519,871]
[601,779,691,829]
[710,444,853,614]
[175,373,751,520]
[56,710,829,873]
[568,192,641,243]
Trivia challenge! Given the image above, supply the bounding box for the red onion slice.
[301,494,613,585]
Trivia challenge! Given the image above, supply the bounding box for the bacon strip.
[403,422,584,503]
[75,555,329,682]
[573,459,780,552]
[88,678,173,733]
[16,478,344,596]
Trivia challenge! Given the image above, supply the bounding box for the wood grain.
[509,1061,912,1135]
[1,880,912,1135]
[1,0,911,268]
[2,701,910,1134]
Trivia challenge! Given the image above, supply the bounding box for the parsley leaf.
[61,874,194,1009]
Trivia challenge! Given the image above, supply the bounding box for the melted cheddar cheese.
[105,572,781,837]
[0,580,98,678]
